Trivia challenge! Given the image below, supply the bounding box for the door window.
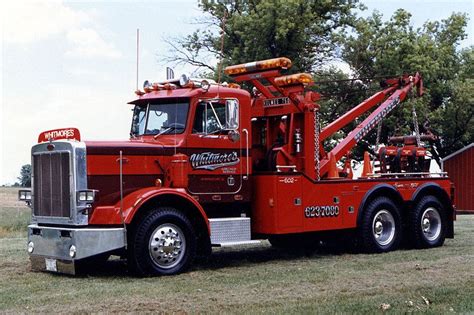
[192,100,239,134]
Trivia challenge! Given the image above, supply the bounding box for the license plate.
[45,258,57,272]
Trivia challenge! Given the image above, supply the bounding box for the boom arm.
[223,58,423,180]
[319,73,423,177]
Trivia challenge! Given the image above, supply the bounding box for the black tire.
[128,207,196,276]
[360,197,402,253]
[408,195,446,248]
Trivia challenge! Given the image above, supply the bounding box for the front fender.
[121,187,210,232]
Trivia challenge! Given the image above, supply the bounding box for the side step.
[209,217,261,247]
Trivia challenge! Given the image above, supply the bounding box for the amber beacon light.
[274,73,313,86]
[224,57,292,75]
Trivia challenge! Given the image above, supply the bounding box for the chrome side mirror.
[225,99,239,130]
[228,130,240,142]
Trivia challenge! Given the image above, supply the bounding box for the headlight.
[69,245,77,258]
[27,241,34,253]
[77,190,97,203]
[18,189,32,201]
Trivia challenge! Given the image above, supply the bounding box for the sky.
[1,0,472,185]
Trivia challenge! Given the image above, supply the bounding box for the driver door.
[186,98,248,202]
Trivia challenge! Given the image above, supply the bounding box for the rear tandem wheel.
[408,195,446,248]
[360,196,402,253]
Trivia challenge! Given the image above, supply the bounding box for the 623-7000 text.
[304,205,339,218]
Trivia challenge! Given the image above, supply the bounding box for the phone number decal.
[304,205,339,218]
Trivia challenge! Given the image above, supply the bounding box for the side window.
[192,101,226,134]
[131,106,147,135]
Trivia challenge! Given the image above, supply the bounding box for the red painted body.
[252,175,452,234]
[50,59,453,241]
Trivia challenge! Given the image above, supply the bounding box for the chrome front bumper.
[27,224,126,274]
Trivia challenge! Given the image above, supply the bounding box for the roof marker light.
[152,83,163,91]
[163,83,177,90]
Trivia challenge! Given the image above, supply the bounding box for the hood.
[85,138,185,156]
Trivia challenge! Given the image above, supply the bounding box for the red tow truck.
[19,57,454,275]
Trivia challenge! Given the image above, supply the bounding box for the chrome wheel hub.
[372,210,396,246]
[421,207,441,241]
[149,224,186,269]
[422,218,431,232]
[374,221,383,234]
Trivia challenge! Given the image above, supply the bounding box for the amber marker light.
[155,178,162,188]
[152,83,163,91]
[163,83,177,90]
[228,83,241,89]
[224,57,292,75]
[274,73,313,86]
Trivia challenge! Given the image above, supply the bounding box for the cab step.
[209,217,257,246]
[213,240,262,247]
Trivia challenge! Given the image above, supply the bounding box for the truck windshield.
[131,100,189,136]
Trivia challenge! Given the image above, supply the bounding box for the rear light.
[224,57,292,75]
[274,73,313,86]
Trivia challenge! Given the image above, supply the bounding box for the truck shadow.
[79,241,357,278]
[195,241,357,271]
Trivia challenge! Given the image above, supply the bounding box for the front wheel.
[408,196,446,248]
[129,207,196,276]
[360,197,402,253]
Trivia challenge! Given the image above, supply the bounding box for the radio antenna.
[136,28,140,91]
[216,10,227,98]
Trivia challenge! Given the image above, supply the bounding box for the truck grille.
[33,152,71,217]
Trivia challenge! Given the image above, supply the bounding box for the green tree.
[166,0,362,75]
[18,164,31,187]
[340,9,473,157]
[170,2,472,158]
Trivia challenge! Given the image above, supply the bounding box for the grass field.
[1,187,473,313]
